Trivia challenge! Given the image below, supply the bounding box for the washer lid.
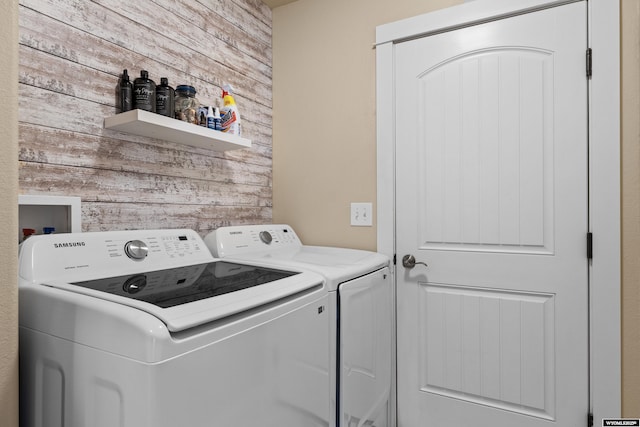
[41,260,324,332]
[222,246,389,290]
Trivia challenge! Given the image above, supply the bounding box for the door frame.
[375,0,621,423]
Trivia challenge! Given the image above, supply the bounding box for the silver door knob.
[402,254,428,269]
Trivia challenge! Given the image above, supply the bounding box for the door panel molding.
[416,47,554,253]
[418,284,555,419]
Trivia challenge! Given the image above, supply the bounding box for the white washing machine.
[19,229,331,427]
[205,224,393,427]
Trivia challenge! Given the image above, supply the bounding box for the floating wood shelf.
[104,109,251,151]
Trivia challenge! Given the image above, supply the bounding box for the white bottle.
[206,106,215,130]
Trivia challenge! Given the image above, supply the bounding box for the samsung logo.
[54,242,86,248]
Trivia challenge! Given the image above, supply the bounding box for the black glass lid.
[70,261,299,308]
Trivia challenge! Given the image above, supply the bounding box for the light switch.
[350,202,373,226]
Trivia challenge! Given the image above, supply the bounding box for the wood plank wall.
[18,0,273,235]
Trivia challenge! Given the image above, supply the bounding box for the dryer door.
[339,267,392,427]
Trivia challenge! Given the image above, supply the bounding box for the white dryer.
[19,229,331,427]
[205,224,393,427]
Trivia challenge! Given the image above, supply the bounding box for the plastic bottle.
[206,106,216,129]
[213,107,222,131]
[198,107,208,127]
[156,77,174,117]
[22,228,36,242]
[133,70,156,112]
[118,69,133,113]
[220,84,241,135]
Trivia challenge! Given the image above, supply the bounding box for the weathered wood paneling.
[83,203,272,234]
[18,0,273,235]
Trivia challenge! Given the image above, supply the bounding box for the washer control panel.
[19,229,214,284]
[205,224,303,258]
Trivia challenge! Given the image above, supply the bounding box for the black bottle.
[156,77,175,117]
[133,70,156,112]
[118,69,133,113]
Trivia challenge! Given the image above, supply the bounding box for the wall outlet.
[350,202,373,227]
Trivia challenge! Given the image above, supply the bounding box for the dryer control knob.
[124,240,149,260]
[259,231,273,245]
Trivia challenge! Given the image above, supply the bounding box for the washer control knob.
[124,240,148,260]
[259,231,273,245]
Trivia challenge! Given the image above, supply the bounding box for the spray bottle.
[118,69,133,113]
[220,84,241,135]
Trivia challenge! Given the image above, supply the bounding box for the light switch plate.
[350,202,373,226]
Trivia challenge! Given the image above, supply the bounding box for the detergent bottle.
[220,84,241,135]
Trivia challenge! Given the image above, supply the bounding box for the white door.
[394,2,588,426]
